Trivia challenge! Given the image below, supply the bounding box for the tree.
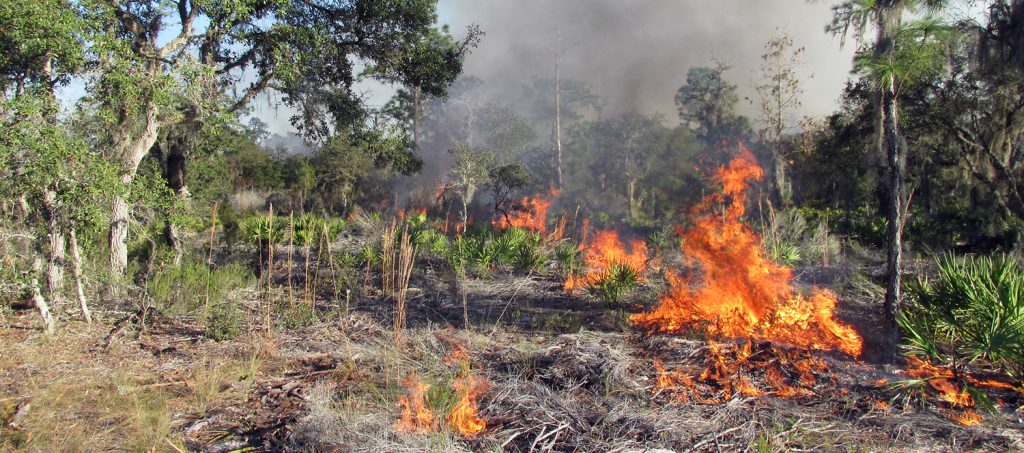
[587,113,668,222]
[475,103,538,164]
[488,163,533,223]
[755,30,807,207]
[523,76,599,188]
[827,0,954,353]
[80,0,479,277]
[447,143,492,233]
[0,1,115,327]
[675,63,751,146]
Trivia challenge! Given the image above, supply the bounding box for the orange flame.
[564,229,650,292]
[447,373,490,437]
[902,356,996,426]
[493,189,558,234]
[396,373,436,433]
[949,409,983,426]
[631,147,862,357]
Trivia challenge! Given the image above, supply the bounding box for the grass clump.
[147,261,254,340]
[587,263,640,306]
[900,253,1024,377]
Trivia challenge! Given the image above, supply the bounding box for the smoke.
[438,0,856,122]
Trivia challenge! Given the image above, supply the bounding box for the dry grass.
[0,323,177,452]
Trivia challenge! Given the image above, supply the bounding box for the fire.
[396,373,436,433]
[447,373,489,437]
[631,147,862,357]
[948,409,983,426]
[651,340,831,404]
[653,360,695,404]
[493,189,558,234]
[564,229,650,292]
[901,356,998,426]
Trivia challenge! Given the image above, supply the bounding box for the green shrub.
[513,238,547,273]
[587,263,640,306]
[147,262,254,340]
[554,242,583,277]
[414,228,448,256]
[900,253,1024,377]
[204,299,242,341]
[238,215,285,245]
[761,207,840,266]
[766,241,801,266]
[470,237,498,274]
[293,214,324,247]
[279,303,322,330]
[493,228,528,266]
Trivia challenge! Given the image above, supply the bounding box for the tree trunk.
[555,50,563,189]
[108,100,162,277]
[42,190,65,297]
[553,28,564,189]
[31,278,55,334]
[876,2,906,356]
[772,147,790,207]
[109,195,130,277]
[627,178,640,221]
[413,85,421,149]
[69,228,92,323]
[68,229,91,321]
[882,85,906,343]
[163,132,189,265]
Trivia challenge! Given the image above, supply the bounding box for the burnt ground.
[2,245,1023,452]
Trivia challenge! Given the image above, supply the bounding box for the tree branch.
[159,0,200,58]
[228,72,274,113]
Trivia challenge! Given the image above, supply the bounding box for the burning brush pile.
[632,147,863,402]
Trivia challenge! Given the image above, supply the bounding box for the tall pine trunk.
[881,83,906,346]
[875,2,907,356]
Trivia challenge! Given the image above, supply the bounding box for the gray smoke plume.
[437,0,856,122]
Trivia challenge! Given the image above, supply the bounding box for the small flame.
[654,360,694,404]
[447,373,490,437]
[396,373,436,433]
[874,400,891,412]
[631,147,863,357]
[902,356,996,426]
[493,189,558,234]
[564,229,650,292]
[948,409,983,426]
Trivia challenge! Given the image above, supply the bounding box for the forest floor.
[2,248,1024,452]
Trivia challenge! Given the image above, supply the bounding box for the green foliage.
[0,94,119,233]
[492,228,529,266]
[204,298,242,341]
[900,253,1024,376]
[555,242,583,277]
[442,235,472,274]
[239,215,285,246]
[587,263,640,306]
[513,237,548,273]
[279,303,323,331]
[761,208,842,266]
[146,262,254,340]
[675,63,751,144]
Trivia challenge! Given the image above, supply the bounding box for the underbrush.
[761,207,842,267]
[146,261,254,340]
[899,253,1024,377]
